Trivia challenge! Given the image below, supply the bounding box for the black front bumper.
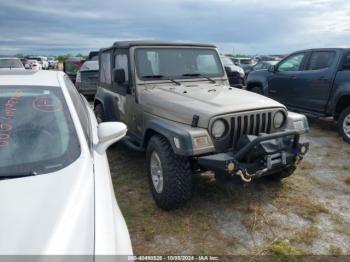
[197,130,309,181]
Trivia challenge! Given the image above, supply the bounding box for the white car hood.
[0,157,95,255]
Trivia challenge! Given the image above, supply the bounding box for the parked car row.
[18,56,58,70]
[4,40,349,256]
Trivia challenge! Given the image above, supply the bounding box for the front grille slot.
[230,111,273,148]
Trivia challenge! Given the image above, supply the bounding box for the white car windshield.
[136,48,224,80]
[0,86,81,177]
[0,59,24,69]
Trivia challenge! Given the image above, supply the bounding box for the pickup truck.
[246,48,350,143]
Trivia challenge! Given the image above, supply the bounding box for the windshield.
[136,48,224,80]
[30,57,42,62]
[221,56,235,67]
[240,59,252,65]
[0,86,81,177]
[0,59,24,69]
[64,61,81,75]
[81,61,99,71]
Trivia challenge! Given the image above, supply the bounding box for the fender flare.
[94,90,118,122]
[142,119,194,156]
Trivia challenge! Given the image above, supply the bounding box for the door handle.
[289,75,297,79]
[269,89,277,94]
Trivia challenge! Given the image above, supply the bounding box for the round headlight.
[273,111,286,129]
[211,119,227,139]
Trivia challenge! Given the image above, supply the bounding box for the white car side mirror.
[95,122,127,154]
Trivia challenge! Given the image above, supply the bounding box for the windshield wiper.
[0,171,38,180]
[182,73,216,84]
[143,75,164,79]
[142,75,181,85]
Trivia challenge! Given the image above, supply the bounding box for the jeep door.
[267,52,308,106]
[112,49,142,139]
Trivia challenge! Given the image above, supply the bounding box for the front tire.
[250,86,263,94]
[338,106,350,144]
[265,166,296,181]
[146,135,193,210]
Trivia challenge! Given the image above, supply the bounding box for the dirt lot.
[108,118,350,257]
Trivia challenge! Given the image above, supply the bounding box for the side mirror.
[95,122,127,154]
[113,69,126,84]
[268,65,276,73]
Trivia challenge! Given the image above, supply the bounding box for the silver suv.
[94,41,309,210]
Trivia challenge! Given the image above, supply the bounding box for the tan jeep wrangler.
[94,41,309,210]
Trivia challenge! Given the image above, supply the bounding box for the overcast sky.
[0,0,349,55]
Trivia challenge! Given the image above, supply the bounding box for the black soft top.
[100,40,216,52]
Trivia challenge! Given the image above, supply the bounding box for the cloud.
[0,0,349,55]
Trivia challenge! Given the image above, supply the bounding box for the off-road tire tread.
[147,135,192,210]
[250,86,263,94]
[265,166,296,181]
[338,106,350,144]
[94,104,104,123]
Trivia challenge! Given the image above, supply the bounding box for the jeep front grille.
[230,111,273,147]
[209,108,287,153]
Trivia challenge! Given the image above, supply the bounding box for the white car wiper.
[182,73,216,83]
[0,171,38,180]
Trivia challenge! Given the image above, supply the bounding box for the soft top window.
[0,86,81,177]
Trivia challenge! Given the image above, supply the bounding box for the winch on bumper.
[197,130,309,182]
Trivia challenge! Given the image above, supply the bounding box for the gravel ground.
[108,118,350,257]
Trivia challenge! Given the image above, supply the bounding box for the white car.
[48,57,58,69]
[27,59,42,70]
[0,70,133,256]
[0,57,25,70]
[29,56,49,70]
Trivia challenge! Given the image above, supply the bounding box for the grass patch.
[291,226,319,245]
[307,129,326,138]
[343,176,350,185]
[329,245,342,255]
[242,203,266,232]
[335,223,350,235]
[275,192,329,221]
[298,160,316,171]
[268,239,306,260]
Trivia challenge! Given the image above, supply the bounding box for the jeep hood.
[0,157,95,256]
[140,81,284,127]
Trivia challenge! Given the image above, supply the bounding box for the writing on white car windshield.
[136,48,224,80]
[0,86,80,178]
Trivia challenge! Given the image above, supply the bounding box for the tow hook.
[235,167,269,182]
[295,144,308,166]
[236,170,252,183]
